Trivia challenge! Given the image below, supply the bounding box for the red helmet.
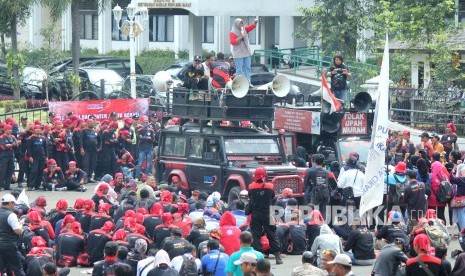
[254,167,266,181]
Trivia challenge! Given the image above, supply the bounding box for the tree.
[41,0,111,97]
[295,0,377,59]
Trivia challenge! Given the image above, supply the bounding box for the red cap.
[101,119,110,126]
[56,199,68,211]
[35,196,47,207]
[395,161,407,174]
[109,122,119,129]
[3,124,12,131]
[413,234,431,251]
[43,124,51,131]
[254,167,266,181]
[139,115,149,123]
[124,118,133,125]
[27,211,42,223]
[99,203,112,212]
[98,183,110,191]
[403,130,410,136]
[63,119,71,128]
[47,159,57,166]
[31,236,46,247]
[69,161,77,167]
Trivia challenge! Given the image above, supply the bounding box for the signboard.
[138,1,192,8]
[49,99,149,120]
[339,112,368,135]
[274,107,320,134]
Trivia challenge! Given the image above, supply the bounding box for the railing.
[388,87,465,134]
[0,107,49,123]
[252,46,379,96]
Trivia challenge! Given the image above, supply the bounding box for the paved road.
[5,186,462,275]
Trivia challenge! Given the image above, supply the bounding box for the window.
[80,13,98,40]
[230,16,260,45]
[203,17,214,43]
[162,136,186,156]
[189,137,203,158]
[149,15,174,42]
[274,17,280,45]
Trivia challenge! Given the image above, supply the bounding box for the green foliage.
[5,52,25,89]
[390,53,412,84]
[295,0,376,59]
[177,49,189,60]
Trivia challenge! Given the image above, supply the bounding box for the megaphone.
[153,71,173,93]
[321,112,344,133]
[352,92,372,112]
[227,75,249,98]
[257,74,291,97]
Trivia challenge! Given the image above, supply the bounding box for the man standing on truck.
[248,167,283,265]
[304,154,331,220]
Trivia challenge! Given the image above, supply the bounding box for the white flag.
[359,34,390,217]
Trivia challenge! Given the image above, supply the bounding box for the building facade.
[21,0,313,60]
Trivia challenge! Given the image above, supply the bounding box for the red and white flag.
[321,73,342,114]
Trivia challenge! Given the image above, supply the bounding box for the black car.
[122,75,156,98]
[163,62,275,86]
[0,65,50,99]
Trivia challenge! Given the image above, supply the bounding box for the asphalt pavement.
[4,186,462,276]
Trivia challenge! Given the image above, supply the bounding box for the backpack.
[436,177,453,203]
[179,255,198,276]
[425,222,450,248]
[393,175,408,206]
[18,227,36,256]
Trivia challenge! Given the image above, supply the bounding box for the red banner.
[274,107,320,134]
[49,99,149,120]
[340,112,368,135]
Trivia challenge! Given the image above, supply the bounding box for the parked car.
[0,65,51,99]
[79,58,143,78]
[78,67,124,95]
[49,56,113,75]
[122,75,156,98]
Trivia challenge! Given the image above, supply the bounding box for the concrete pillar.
[216,15,231,55]
[258,17,275,65]
[61,5,72,51]
[98,1,112,54]
[279,16,294,49]
[174,15,189,59]
[188,13,203,60]
[28,3,42,49]
[135,15,149,55]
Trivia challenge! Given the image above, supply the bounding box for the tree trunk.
[71,0,81,97]
[10,15,19,102]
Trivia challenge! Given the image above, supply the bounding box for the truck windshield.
[225,138,280,155]
[338,139,371,165]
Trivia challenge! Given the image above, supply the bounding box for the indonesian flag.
[321,73,342,114]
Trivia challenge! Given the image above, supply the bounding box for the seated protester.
[136,248,157,276]
[186,218,210,250]
[292,251,326,276]
[159,190,177,213]
[125,239,148,275]
[201,240,229,276]
[42,159,65,191]
[276,188,294,209]
[276,222,290,254]
[127,224,152,250]
[47,199,68,229]
[211,192,227,214]
[287,211,307,255]
[122,217,137,235]
[92,241,122,276]
[153,213,179,249]
[172,176,190,199]
[146,249,178,276]
[311,224,344,267]
[78,199,95,233]
[161,228,192,260]
[435,245,451,275]
[406,234,448,276]
[64,161,87,191]
[89,203,112,232]
[137,175,156,201]
[284,198,299,223]
[171,244,202,275]
[27,210,55,246]
[187,190,200,209]
[25,237,55,276]
[73,198,86,221]
[343,217,376,266]
[117,151,135,180]
[110,173,125,194]
[409,218,429,257]
[198,229,225,259]
[375,211,409,250]
[219,211,241,256]
[134,189,155,211]
[306,210,324,250]
[92,183,113,212]
[114,210,135,232]
[117,245,129,262]
[29,195,47,217]
[57,214,76,235]
[372,237,408,276]
[87,221,114,263]
[114,198,137,226]
[231,200,247,227]
[144,203,164,240]
[203,210,220,231]
[173,203,193,238]
[113,228,130,249]
[211,52,231,88]
[188,202,206,222]
[55,222,86,267]
[185,55,209,91]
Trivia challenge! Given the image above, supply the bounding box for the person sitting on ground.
[42,159,65,191]
[201,239,229,276]
[435,245,452,275]
[343,217,376,266]
[146,249,179,276]
[292,251,325,276]
[405,234,448,275]
[92,241,122,276]
[375,211,409,250]
[372,237,408,276]
[171,244,202,274]
[311,224,344,267]
[64,161,88,191]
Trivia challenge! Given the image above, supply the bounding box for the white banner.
[359,35,391,217]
